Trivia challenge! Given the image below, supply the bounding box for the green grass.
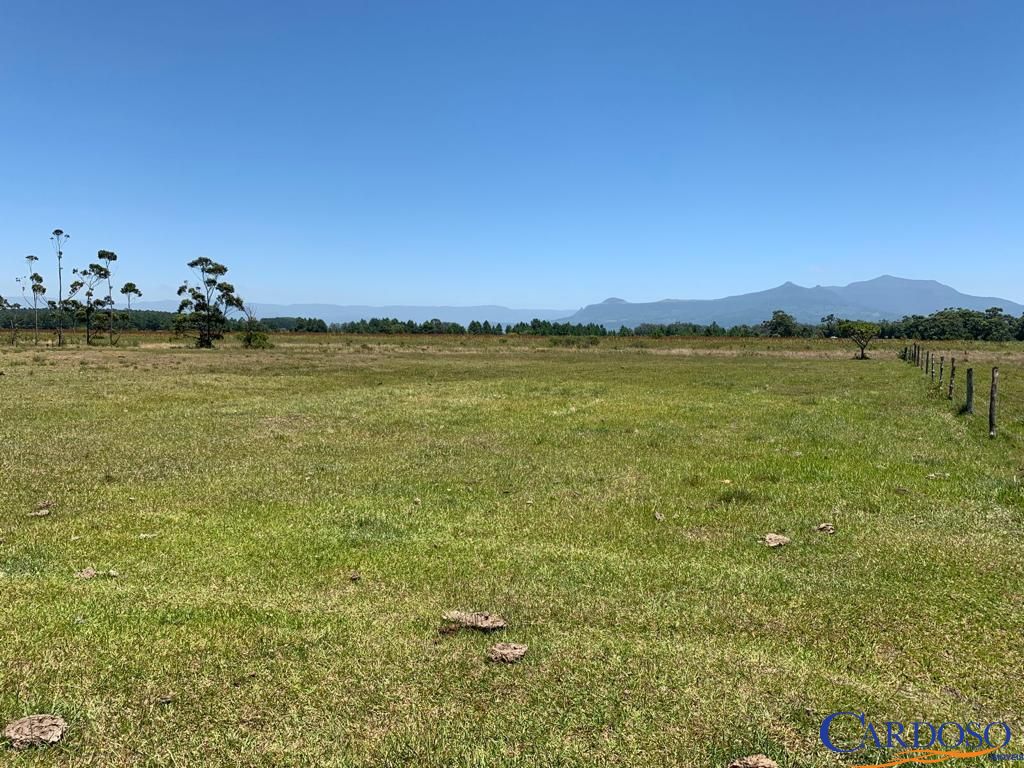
[1,336,1023,766]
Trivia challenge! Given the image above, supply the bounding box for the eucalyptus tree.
[120,282,142,327]
[50,229,70,345]
[175,257,244,348]
[97,250,119,344]
[71,261,111,345]
[16,255,46,344]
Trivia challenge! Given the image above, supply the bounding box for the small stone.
[75,567,97,580]
[442,610,507,632]
[815,523,836,535]
[763,533,791,548]
[728,755,779,768]
[3,714,68,749]
[654,512,665,522]
[487,642,528,663]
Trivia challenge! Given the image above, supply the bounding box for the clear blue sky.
[2,1,1021,308]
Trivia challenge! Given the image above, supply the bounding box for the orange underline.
[853,746,998,767]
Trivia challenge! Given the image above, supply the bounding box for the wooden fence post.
[939,356,944,385]
[925,350,930,376]
[930,354,935,383]
[989,367,999,438]
[947,357,955,400]
[965,368,974,415]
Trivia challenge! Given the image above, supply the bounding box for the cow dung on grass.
[815,523,836,534]
[728,755,779,768]
[487,642,528,663]
[442,611,507,632]
[28,501,54,517]
[3,714,67,749]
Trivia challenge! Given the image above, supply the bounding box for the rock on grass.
[762,533,791,548]
[3,714,67,749]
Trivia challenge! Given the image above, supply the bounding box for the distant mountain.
[135,301,571,326]
[562,276,1024,328]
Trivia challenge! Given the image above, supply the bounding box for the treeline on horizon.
[3,305,1023,342]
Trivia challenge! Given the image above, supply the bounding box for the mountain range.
[562,276,1024,328]
[135,276,1023,329]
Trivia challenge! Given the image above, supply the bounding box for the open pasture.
[1,336,1022,766]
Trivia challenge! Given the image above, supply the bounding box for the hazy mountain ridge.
[133,276,1023,328]
[563,276,1024,328]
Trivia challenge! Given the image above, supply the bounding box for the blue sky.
[1,1,1021,309]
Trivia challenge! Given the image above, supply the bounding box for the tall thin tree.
[120,282,142,329]
[16,255,46,345]
[50,229,70,346]
[97,250,118,344]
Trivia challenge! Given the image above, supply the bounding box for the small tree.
[240,306,272,349]
[838,320,880,360]
[175,257,244,348]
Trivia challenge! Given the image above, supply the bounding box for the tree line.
[6,234,1023,348]
[2,230,261,348]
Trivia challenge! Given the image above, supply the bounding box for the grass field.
[2,335,1023,766]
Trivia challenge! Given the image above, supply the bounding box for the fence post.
[939,356,944,385]
[989,367,999,438]
[925,350,930,376]
[903,345,908,361]
[930,354,936,383]
[947,357,955,400]
[965,368,974,415]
